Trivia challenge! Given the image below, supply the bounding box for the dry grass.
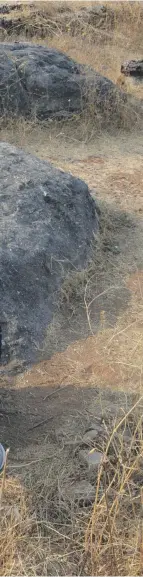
[7,225,142,575]
[1,248,143,575]
[17,262,143,394]
[0,1,143,103]
[0,398,143,576]
[0,476,30,576]
[46,2,143,86]
[84,398,143,576]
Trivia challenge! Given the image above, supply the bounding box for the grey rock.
[0,42,127,121]
[121,60,143,79]
[0,42,81,119]
[88,449,105,466]
[0,142,98,364]
[82,428,102,444]
[79,448,104,468]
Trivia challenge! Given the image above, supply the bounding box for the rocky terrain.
[0,141,98,364]
[0,3,143,577]
[0,41,131,125]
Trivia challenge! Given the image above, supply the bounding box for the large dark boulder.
[0,42,127,122]
[0,142,98,364]
[0,42,81,118]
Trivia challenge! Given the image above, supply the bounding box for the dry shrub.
[84,398,143,576]
[0,476,30,576]
[45,2,143,99]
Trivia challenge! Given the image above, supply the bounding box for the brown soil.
[0,131,143,454]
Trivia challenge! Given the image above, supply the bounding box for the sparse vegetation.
[0,1,143,575]
[1,1,142,95]
[0,397,143,576]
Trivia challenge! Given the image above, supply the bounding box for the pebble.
[79,448,104,468]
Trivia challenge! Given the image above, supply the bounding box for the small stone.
[0,42,129,125]
[79,448,104,468]
[82,428,100,443]
[88,449,105,466]
[113,245,120,254]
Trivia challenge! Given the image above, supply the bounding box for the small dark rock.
[121,60,143,78]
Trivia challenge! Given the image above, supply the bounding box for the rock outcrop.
[0,142,98,364]
[0,42,127,122]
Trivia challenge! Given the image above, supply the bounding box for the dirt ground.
[0,120,143,577]
[0,128,143,458]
